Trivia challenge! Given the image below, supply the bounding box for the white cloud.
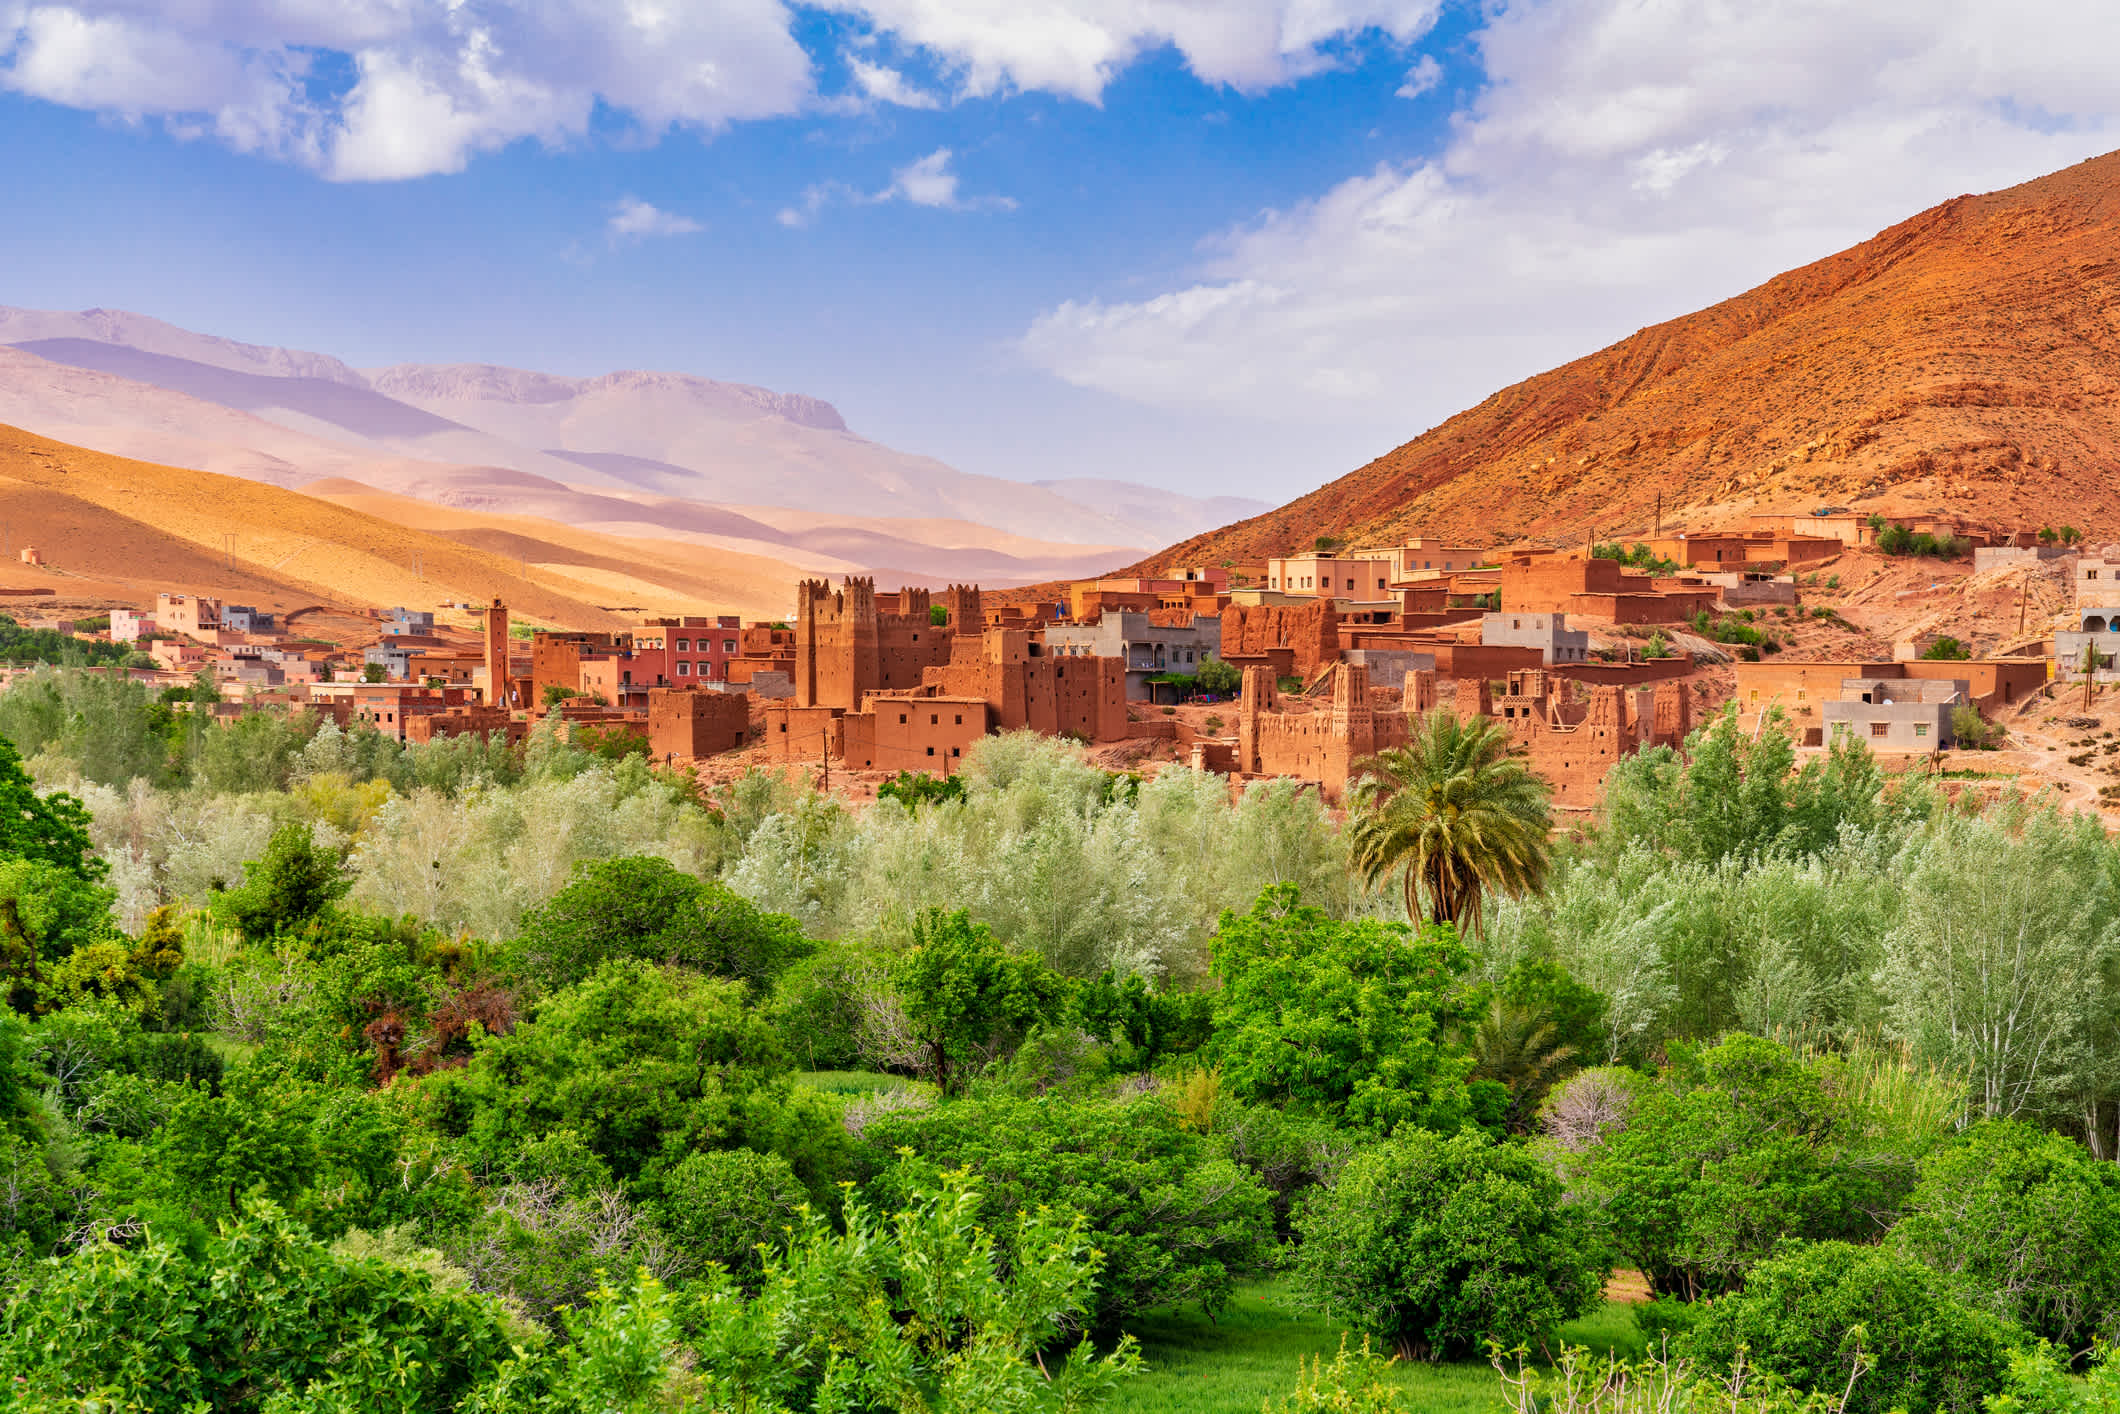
[608,196,702,241]
[782,148,1013,225]
[887,147,960,206]
[1020,0,2120,425]
[1395,53,1440,99]
[847,54,941,108]
[0,0,813,180]
[823,1,1445,101]
[0,2,1449,178]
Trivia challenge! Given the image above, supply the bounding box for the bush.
[861,1092,1276,1328]
[1681,1242,2015,1414]
[509,855,811,996]
[1572,1036,1920,1300]
[1892,1120,2120,1351]
[895,910,1068,1095]
[1207,885,1488,1135]
[1,1203,521,1411]
[1951,704,2005,750]
[1921,636,1972,661]
[1293,1127,1605,1361]
[651,1147,809,1285]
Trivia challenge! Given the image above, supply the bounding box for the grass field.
[1109,1281,1649,1414]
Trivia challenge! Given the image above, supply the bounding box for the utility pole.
[1654,493,1662,538]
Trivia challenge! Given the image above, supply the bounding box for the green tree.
[1681,1242,2015,1414]
[1574,1035,1928,1300]
[1206,885,1490,1134]
[0,732,102,880]
[1921,636,1972,661]
[1347,711,1552,934]
[1893,1120,2120,1352]
[928,602,950,626]
[863,1093,1275,1328]
[509,854,810,996]
[895,909,1066,1095]
[1195,653,1243,696]
[1293,1128,1605,1362]
[362,661,388,683]
[416,958,845,1196]
[0,857,125,1015]
[218,822,350,943]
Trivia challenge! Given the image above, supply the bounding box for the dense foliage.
[7,666,2120,1410]
[1292,1128,1604,1361]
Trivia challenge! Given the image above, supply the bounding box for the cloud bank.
[1020,0,2120,428]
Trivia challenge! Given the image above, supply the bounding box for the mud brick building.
[648,685,753,760]
[1235,662,1412,803]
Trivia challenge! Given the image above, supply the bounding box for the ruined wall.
[1235,663,1409,802]
[924,630,1128,741]
[1222,601,1341,678]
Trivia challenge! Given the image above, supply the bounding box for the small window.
[1870,721,1889,739]
[951,747,961,757]
[899,713,908,724]
[677,661,690,675]
[954,714,963,725]
[1915,723,1930,738]
[926,746,935,757]
[723,640,735,653]
[677,638,690,651]
[930,714,939,725]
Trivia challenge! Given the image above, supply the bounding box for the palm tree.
[1347,711,1553,936]
[1467,995,1578,1132]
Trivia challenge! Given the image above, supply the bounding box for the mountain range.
[1147,148,2120,569]
[0,306,1267,588]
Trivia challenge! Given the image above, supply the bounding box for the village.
[12,507,2114,817]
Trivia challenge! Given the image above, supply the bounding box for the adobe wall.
[1222,601,1341,679]
[842,696,989,775]
[1235,663,1409,802]
[1548,655,1694,686]
[762,703,842,761]
[649,687,752,759]
[1897,658,2048,712]
[795,577,954,711]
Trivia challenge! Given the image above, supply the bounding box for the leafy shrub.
[1293,1127,1605,1361]
[877,769,966,810]
[1,1203,522,1411]
[1951,704,2005,750]
[509,854,811,996]
[1892,1120,2120,1351]
[1921,636,1972,661]
[862,1091,1276,1327]
[1680,1242,2015,1414]
[650,1146,809,1286]
[1572,1036,1922,1300]
[1207,885,1487,1135]
[1265,1336,1409,1412]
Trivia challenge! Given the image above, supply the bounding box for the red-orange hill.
[1140,147,2120,572]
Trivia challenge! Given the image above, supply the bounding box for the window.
[723,640,735,652]
[951,747,961,757]
[930,714,939,725]
[926,746,936,756]
[677,638,690,651]
[2093,570,2102,580]
[1346,578,1355,590]
[1915,723,1930,737]
[954,714,963,725]
[1870,721,1889,738]
[899,713,908,724]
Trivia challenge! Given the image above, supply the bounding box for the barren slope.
[0,425,668,626]
[1153,149,2120,567]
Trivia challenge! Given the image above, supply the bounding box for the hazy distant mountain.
[0,307,1251,563]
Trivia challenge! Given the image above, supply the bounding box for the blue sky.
[3,2,2117,503]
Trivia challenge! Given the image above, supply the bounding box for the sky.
[2,1,2118,505]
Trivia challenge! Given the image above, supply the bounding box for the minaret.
[484,597,510,708]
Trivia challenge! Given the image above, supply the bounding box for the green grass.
[1106,1282,1646,1413]
[792,1069,910,1096]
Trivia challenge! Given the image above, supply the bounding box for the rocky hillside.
[1149,148,2120,566]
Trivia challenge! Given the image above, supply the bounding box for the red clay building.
[648,685,753,760]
